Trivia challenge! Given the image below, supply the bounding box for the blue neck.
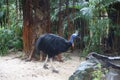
[69,35,74,44]
[69,33,78,44]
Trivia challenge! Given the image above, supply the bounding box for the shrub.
[0,25,22,56]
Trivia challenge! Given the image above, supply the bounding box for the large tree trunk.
[22,0,33,56]
[22,0,50,57]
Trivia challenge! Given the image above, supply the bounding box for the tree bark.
[66,0,71,39]
[22,0,50,58]
[22,0,33,56]
[58,0,63,36]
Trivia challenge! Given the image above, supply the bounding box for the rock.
[69,52,120,80]
[69,60,97,80]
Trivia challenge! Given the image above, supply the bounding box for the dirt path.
[0,51,82,80]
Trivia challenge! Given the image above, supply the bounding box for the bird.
[33,32,79,73]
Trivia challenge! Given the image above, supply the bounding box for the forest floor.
[0,50,84,80]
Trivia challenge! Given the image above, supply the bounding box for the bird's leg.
[55,54,63,62]
[71,43,74,52]
[39,51,44,61]
[43,55,49,69]
[50,58,59,73]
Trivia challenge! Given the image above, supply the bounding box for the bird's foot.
[59,59,64,62]
[52,69,59,73]
[43,64,49,69]
[25,58,31,62]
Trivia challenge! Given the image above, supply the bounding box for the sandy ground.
[0,50,83,80]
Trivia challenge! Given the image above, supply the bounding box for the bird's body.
[33,33,78,73]
[35,34,72,58]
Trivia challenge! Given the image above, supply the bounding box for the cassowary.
[33,32,78,73]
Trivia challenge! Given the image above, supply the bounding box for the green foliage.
[50,0,89,36]
[81,0,111,56]
[0,1,22,55]
[114,25,120,36]
[92,64,103,80]
[0,28,10,55]
[0,25,22,55]
[92,64,108,80]
[89,19,109,51]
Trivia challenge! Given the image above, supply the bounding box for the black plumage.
[33,33,78,73]
[35,34,72,58]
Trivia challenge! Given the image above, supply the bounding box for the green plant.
[81,0,111,56]
[50,0,88,35]
[92,64,103,80]
[0,23,22,55]
[0,27,13,55]
[0,0,23,55]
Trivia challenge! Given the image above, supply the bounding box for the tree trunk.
[5,0,9,27]
[22,0,33,56]
[22,0,50,57]
[58,0,63,36]
[66,0,71,39]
